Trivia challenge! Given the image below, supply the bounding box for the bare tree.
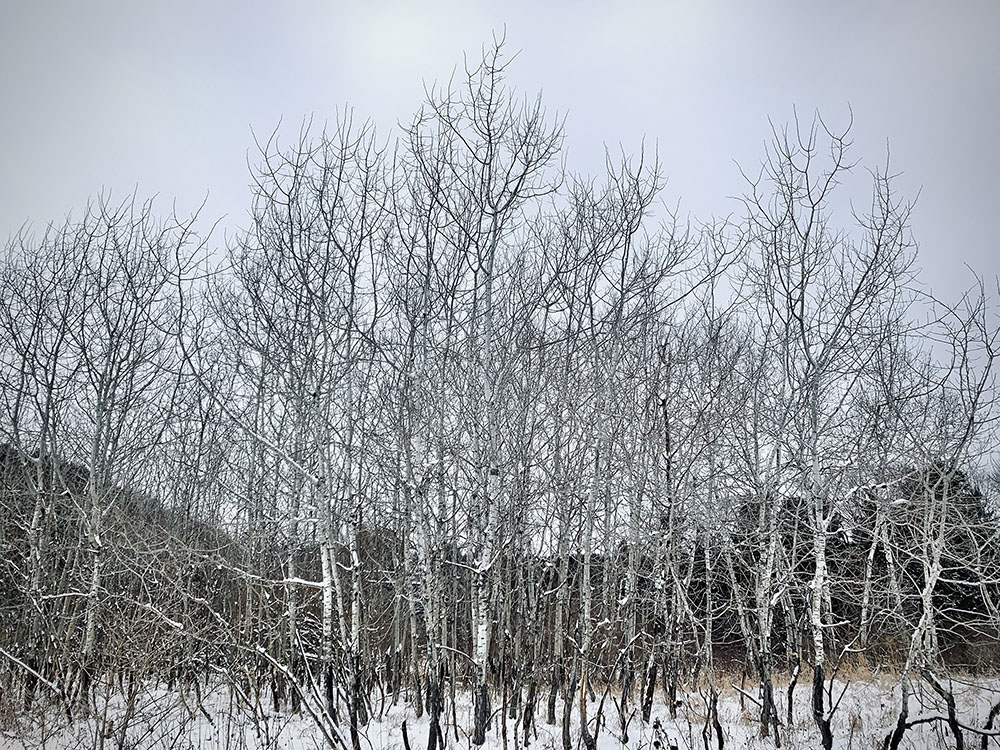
[741,113,916,749]
[400,36,562,745]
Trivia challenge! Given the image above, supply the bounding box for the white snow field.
[3,672,999,749]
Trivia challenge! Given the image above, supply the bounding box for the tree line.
[2,43,999,750]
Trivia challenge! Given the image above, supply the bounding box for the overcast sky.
[2,1,997,302]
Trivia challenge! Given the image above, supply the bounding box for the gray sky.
[2,1,997,302]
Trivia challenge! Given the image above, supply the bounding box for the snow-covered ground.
[3,672,999,749]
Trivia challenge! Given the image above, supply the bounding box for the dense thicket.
[2,45,999,750]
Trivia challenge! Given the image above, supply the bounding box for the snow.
[3,674,999,749]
